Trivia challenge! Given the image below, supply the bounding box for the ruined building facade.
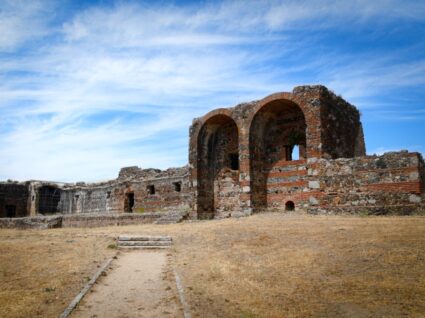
[1,85,424,220]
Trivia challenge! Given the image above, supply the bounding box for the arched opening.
[249,99,306,212]
[37,185,61,214]
[197,115,239,219]
[285,201,295,211]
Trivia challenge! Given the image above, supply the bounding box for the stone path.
[71,251,183,318]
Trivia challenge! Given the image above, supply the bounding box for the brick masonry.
[1,85,424,221]
[189,85,424,217]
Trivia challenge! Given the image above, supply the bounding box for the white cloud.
[0,0,55,50]
[0,0,424,181]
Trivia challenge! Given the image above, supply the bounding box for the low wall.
[0,216,62,229]
[306,152,425,215]
[62,212,162,228]
[308,204,425,215]
[0,213,162,229]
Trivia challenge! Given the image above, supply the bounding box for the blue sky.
[1,0,424,182]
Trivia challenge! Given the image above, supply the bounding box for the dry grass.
[1,213,425,317]
[0,229,116,317]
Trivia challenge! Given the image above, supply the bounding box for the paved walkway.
[71,251,183,318]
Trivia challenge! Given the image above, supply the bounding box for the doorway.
[124,192,134,212]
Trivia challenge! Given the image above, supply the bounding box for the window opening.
[147,185,155,195]
[292,145,300,160]
[229,153,239,170]
[173,182,182,192]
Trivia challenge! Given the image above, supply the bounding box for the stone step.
[118,246,170,249]
[118,241,172,247]
[118,235,172,241]
[117,235,173,249]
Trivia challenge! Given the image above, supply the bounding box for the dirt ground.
[71,250,183,318]
[1,213,425,318]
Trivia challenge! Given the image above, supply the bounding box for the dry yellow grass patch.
[1,213,425,317]
[0,229,116,317]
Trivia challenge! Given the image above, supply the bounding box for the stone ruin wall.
[189,85,424,218]
[0,166,191,218]
[0,183,29,218]
[1,85,424,221]
[419,157,425,193]
[317,86,365,158]
[266,151,424,215]
[58,166,192,215]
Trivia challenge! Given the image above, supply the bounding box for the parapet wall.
[303,151,423,214]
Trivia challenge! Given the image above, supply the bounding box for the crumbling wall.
[56,166,191,214]
[1,85,423,221]
[252,151,423,214]
[0,182,30,217]
[306,151,424,214]
[213,169,241,217]
[61,213,162,228]
[131,179,191,212]
[419,155,425,195]
[196,115,240,219]
[59,186,121,214]
[0,216,62,229]
[318,87,365,159]
[249,99,307,211]
[119,166,191,213]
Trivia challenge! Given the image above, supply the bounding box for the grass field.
[1,213,425,317]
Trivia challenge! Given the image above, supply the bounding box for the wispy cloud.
[1,0,424,181]
[0,0,55,50]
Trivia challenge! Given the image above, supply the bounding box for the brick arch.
[248,93,320,212]
[191,108,237,145]
[247,92,320,158]
[195,112,240,219]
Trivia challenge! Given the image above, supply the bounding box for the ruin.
[1,85,424,225]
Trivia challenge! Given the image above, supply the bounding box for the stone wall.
[306,152,424,214]
[196,115,240,219]
[0,216,62,229]
[1,85,423,221]
[239,151,424,215]
[61,213,161,228]
[317,87,365,158]
[0,213,161,229]
[57,166,191,214]
[213,169,241,218]
[0,166,191,218]
[0,182,30,217]
[189,85,367,217]
[419,155,425,194]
